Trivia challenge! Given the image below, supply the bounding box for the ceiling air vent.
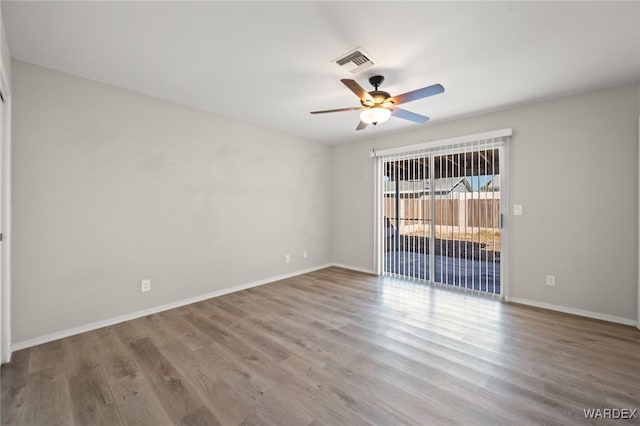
[333,47,376,74]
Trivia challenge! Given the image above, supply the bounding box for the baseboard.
[506,297,638,327]
[330,263,377,275]
[11,263,333,352]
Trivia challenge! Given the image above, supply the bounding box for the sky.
[470,175,494,191]
[384,174,496,191]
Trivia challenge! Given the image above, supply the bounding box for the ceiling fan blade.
[341,79,373,102]
[391,108,430,124]
[310,106,365,114]
[356,121,368,131]
[390,84,444,105]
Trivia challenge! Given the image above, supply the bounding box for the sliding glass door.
[379,135,506,296]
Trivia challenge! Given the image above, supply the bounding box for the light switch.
[513,205,523,216]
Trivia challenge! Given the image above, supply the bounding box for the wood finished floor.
[2,267,639,425]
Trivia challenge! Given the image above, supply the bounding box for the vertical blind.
[373,129,511,295]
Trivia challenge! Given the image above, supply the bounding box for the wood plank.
[24,368,74,426]
[27,341,65,374]
[158,307,215,351]
[1,349,32,426]
[61,330,103,374]
[112,390,173,426]
[93,328,173,426]
[161,340,245,426]
[128,337,214,425]
[67,365,123,426]
[180,405,222,426]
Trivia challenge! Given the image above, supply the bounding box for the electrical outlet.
[303,251,308,258]
[141,279,151,292]
[285,254,291,263]
[546,275,556,287]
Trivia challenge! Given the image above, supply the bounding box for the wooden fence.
[384,197,500,229]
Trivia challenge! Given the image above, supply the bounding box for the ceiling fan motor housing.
[361,90,392,107]
[362,76,393,107]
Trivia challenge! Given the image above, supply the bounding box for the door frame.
[372,129,511,299]
[0,62,11,363]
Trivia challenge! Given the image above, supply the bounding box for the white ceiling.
[3,1,640,145]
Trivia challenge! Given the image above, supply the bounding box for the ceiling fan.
[310,75,444,130]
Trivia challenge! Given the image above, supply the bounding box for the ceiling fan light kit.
[360,107,391,125]
[311,75,444,131]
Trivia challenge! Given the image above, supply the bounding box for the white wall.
[11,61,332,344]
[333,83,639,323]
